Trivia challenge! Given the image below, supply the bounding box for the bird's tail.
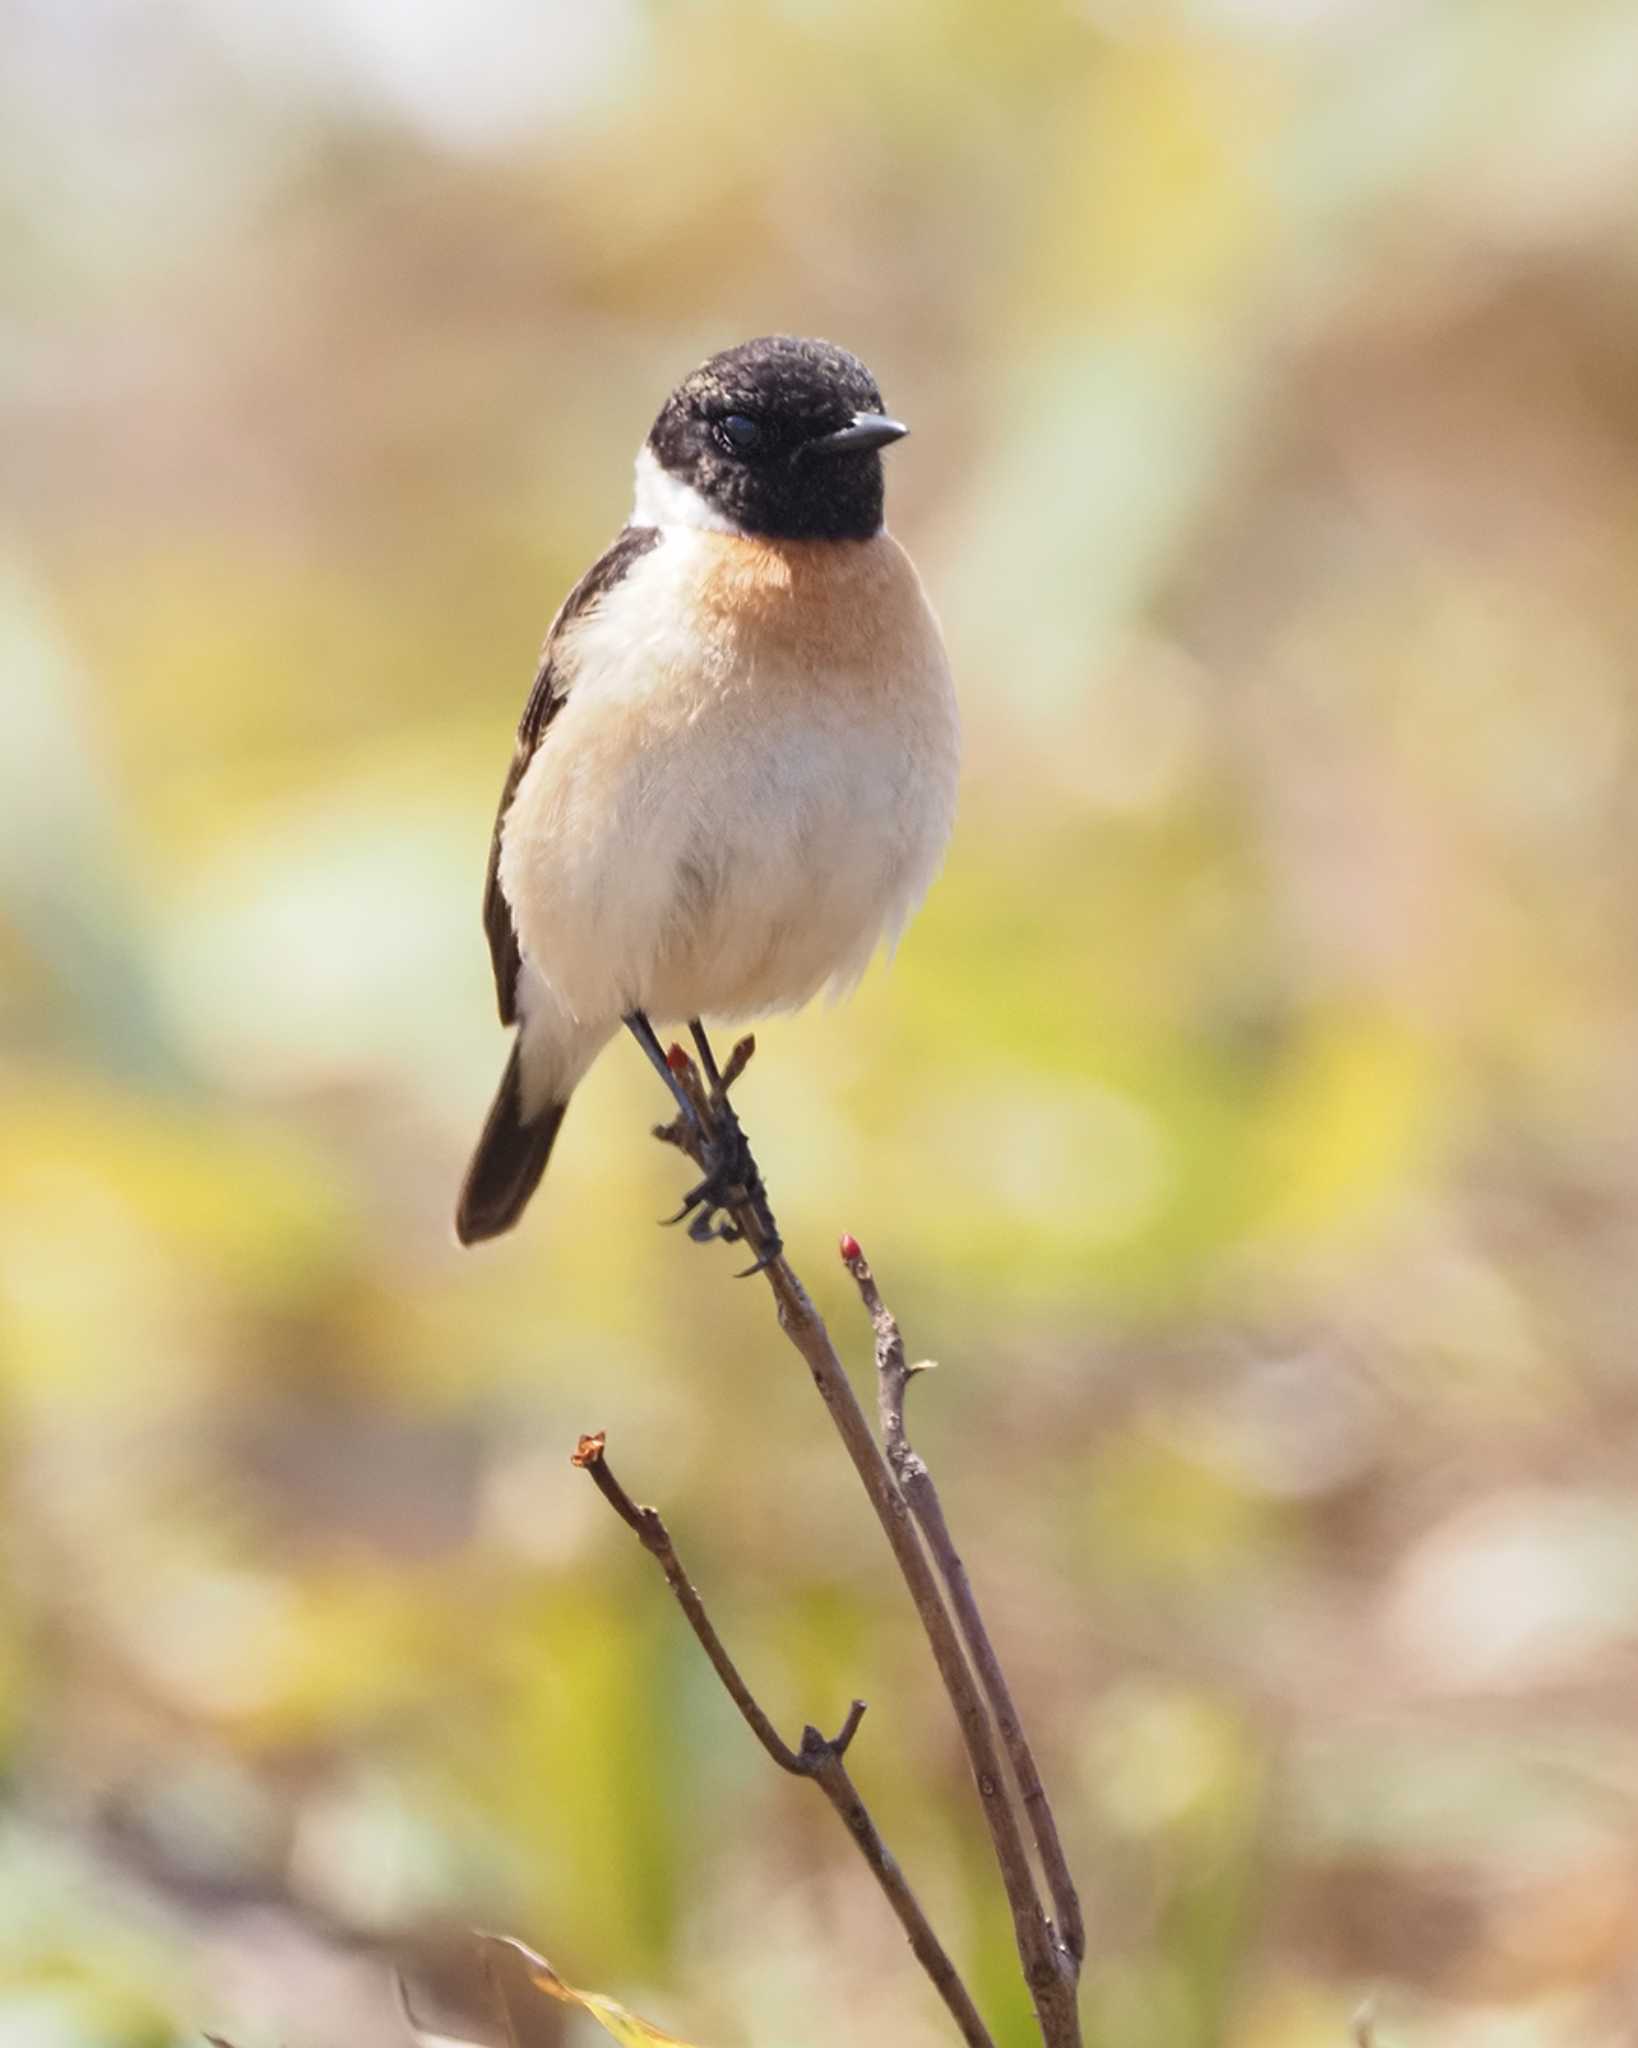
[455,1041,567,1244]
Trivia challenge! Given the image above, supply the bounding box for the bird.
[455,334,960,1251]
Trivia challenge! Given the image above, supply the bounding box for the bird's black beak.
[802,412,910,458]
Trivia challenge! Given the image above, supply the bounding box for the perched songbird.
[456,334,960,1247]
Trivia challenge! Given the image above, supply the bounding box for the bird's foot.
[653,1034,782,1273]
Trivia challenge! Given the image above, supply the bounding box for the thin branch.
[572,1432,997,2048]
[651,1044,1081,2048]
[845,1240,1086,1968]
[749,1276,1081,2046]
[573,1430,803,1774]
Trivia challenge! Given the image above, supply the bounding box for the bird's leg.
[682,1020,782,1272]
[629,1010,781,1271]
[686,1022,754,1195]
[687,1021,756,1202]
[688,1018,725,1092]
[625,1010,705,1134]
[626,1008,729,1205]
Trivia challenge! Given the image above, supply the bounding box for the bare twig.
[652,1043,1082,2048]
[572,1432,997,2048]
[573,1430,802,1773]
[845,1238,1086,1967]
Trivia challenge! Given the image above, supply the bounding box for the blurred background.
[6,1,1638,2043]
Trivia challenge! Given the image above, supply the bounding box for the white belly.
[498,525,958,1030]
[641,697,929,1022]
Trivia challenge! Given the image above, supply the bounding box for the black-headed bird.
[457,335,958,1250]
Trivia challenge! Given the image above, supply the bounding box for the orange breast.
[685,532,937,691]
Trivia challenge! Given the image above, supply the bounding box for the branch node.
[578,1433,999,2046]
[603,1061,1082,2045]
[721,1034,757,1090]
[850,1244,1089,1996]
[832,1697,868,1756]
[572,1434,654,1542]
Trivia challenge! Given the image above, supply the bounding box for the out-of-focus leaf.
[397,1939,705,2048]
[481,1935,701,2048]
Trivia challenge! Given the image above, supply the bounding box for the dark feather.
[482,524,663,1023]
[455,1043,567,1244]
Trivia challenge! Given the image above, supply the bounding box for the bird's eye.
[716,413,762,454]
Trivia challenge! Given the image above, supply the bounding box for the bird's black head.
[643,335,906,542]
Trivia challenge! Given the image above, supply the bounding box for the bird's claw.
[665,1140,754,1245]
[650,1029,781,1270]
[689,1205,743,1246]
[665,1123,781,1269]
[732,1236,783,1279]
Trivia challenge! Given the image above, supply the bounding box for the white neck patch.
[631,443,743,534]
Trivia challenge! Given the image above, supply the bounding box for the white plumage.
[456,332,957,1246]
[499,460,959,1121]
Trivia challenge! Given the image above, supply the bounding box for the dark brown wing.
[483,524,663,1024]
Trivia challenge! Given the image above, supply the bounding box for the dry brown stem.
[572,1432,996,2048]
[616,1040,1083,2047]
[845,1240,1085,1966]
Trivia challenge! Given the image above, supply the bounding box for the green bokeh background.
[6,3,1638,2043]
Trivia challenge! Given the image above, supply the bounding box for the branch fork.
[572,1430,994,2048]
[572,1048,1085,2047]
